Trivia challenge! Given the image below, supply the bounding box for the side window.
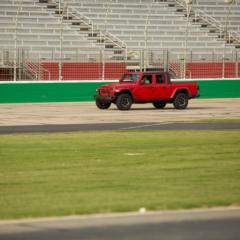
[141,75,152,85]
[156,75,164,84]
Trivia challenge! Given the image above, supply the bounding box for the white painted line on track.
[119,122,172,130]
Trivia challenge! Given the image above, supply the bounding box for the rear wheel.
[173,93,188,109]
[153,102,167,109]
[116,93,132,110]
[95,99,111,109]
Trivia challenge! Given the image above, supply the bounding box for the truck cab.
[95,71,199,110]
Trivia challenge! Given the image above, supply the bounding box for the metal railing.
[66,7,127,50]
[173,0,240,44]
[24,61,51,81]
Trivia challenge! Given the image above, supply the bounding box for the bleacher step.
[38,0,48,3]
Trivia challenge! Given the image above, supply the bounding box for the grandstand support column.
[222,0,235,78]
[164,49,169,72]
[144,0,154,71]
[58,0,63,81]
[235,51,239,78]
[13,35,17,82]
[184,0,192,79]
[13,0,23,81]
[13,27,17,81]
[104,0,111,32]
[140,50,144,71]
[101,49,105,81]
[124,48,128,63]
[18,48,22,81]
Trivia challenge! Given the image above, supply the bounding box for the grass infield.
[0,130,239,220]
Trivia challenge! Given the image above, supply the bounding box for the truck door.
[133,75,158,100]
[154,74,172,99]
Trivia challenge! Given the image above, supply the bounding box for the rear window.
[156,74,164,84]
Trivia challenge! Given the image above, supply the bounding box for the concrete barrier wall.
[0,79,239,103]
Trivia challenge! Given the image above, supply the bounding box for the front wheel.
[96,99,111,109]
[153,102,167,109]
[173,93,188,109]
[116,93,132,110]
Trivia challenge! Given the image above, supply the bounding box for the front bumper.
[94,95,116,103]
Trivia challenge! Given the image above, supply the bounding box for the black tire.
[153,102,167,109]
[116,93,132,110]
[95,99,111,109]
[173,92,188,109]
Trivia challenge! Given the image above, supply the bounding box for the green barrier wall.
[197,80,240,99]
[0,82,112,103]
[0,80,239,103]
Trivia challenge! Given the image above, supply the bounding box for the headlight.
[113,88,120,93]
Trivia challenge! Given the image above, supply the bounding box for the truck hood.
[98,82,136,90]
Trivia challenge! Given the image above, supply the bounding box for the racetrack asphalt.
[0,99,240,128]
[1,99,240,133]
[0,122,240,134]
[0,208,240,240]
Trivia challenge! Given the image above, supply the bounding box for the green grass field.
[0,130,240,220]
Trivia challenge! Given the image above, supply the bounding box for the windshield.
[120,74,139,83]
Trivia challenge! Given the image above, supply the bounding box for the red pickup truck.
[95,71,199,110]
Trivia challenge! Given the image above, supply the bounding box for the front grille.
[100,89,110,95]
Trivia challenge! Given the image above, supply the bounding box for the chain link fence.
[0,47,239,81]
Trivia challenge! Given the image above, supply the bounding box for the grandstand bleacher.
[0,0,239,80]
[193,0,240,33]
